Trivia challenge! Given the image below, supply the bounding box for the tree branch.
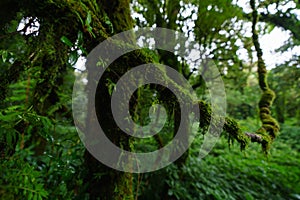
[250,0,280,153]
[245,132,262,143]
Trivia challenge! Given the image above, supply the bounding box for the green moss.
[262,117,279,126]
[198,100,212,128]
[260,107,270,114]
[257,88,279,142]
[113,172,134,200]
[259,89,275,107]
[197,101,250,150]
[254,127,272,154]
[251,0,280,153]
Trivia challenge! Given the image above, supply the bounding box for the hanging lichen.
[250,0,280,154]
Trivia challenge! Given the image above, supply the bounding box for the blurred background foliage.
[0,0,299,199]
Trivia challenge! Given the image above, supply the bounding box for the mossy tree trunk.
[0,0,138,198]
[82,0,138,199]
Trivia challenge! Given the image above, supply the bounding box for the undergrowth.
[138,119,300,200]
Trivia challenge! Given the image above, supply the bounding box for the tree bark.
[82,1,136,199]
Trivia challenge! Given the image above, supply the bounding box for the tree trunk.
[82,0,136,199]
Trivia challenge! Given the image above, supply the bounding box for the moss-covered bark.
[250,0,280,153]
[83,1,137,199]
[197,100,250,150]
[88,50,153,200]
[1,0,137,198]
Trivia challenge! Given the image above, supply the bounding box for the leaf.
[104,15,113,33]
[33,193,37,200]
[86,11,92,25]
[28,192,34,200]
[77,31,83,45]
[69,51,80,66]
[267,24,275,34]
[0,112,20,122]
[87,28,96,38]
[6,133,13,148]
[74,11,84,25]
[1,50,8,62]
[60,36,73,47]
[7,105,23,111]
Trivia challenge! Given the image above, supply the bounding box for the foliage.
[269,64,300,124]
[137,120,300,200]
[0,0,299,199]
[0,155,48,200]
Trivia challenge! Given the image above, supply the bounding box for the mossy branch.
[197,101,250,150]
[250,0,280,154]
[197,100,281,152]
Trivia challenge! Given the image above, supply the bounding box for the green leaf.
[85,25,96,38]
[69,51,80,66]
[33,193,37,200]
[267,24,275,34]
[28,192,33,200]
[86,11,92,25]
[0,112,20,122]
[1,50,8,62]
[74,11,84,25]
[77,31,84,45]
[60,36,73,47]
[87,26,93,33]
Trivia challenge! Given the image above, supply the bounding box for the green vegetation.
[162,123,300,200]
[1,0,299,199]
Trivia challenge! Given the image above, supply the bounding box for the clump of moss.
[259,89,275,108]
